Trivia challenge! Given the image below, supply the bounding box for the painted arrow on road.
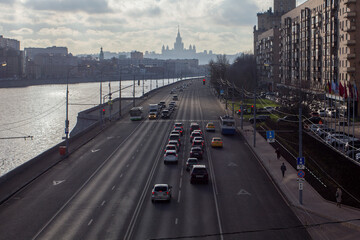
[237,189,251,196]
[228,162,238,167]
[53,180,65,186]
[91,149,100,153]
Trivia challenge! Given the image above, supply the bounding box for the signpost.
[266,130,275,143]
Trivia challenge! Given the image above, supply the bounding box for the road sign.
[266,130,275,143]
[297,178,305,182]
[299,182,303,190]
[297,157,305,165]
[297,165,305,170]
[297,170,305,178]
[220,89,224,95]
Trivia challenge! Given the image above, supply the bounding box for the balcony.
[346,67,356,73]
[346,39,356,46]
[344,11,356,18]
[344,26,356,32]
[347,54,356,59]
[344,0,356,5]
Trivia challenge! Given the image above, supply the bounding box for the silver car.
[164,150,178,164]
[151,184,172,202]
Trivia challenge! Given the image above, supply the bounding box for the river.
[0,78,180,176]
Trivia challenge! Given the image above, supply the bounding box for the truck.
[149,104,159,115]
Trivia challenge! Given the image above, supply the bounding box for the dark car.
[249,115,270,124]
[192,140,204,151]
[161,110,170,119]
[186,158,199,171]
[190,147,203,159]
[304,116,323,125]
[190,122,200,133]
[190,165,209,184]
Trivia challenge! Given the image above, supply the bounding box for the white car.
[151,184,172,202]
[164,150,178,164]
[325,133,357,147]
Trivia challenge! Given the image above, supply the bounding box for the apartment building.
[254,0,359,115]
[278,0,359,113]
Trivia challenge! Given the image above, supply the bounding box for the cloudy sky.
[0,0,307,55]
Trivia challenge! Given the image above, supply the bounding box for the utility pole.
[133,75,136,107]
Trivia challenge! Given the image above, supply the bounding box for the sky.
[0,0,307,55]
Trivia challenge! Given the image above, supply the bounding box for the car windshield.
[154,186,168,192]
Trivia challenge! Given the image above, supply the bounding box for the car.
[169,133,181,145]
[193,129,203,135]
[171,130,181,136]
[190,122,200,133]
[151,184,172,202]
[277,115,299,124]
[307,124,327,133]
[189,147,203,159]
[318,109,327,117]
[190,131,202,142]
[304,116,323,125]
[249,115,270,124]
[206,122,215,131]
[174,127,183,136]
[325,133,357,147]
[159,101,166,108]
[165,144,178,153]
[164,150,178,164]
[193,136,204,143]
[211,137,223,148]
[148,112,157,119]
[317,127,336,139]
[186,158,199,171]
[356,153,360,162]
[174,122,183,129]
[190,165,209,184]
[264,106,274,112]
[192,139,204,150]
[168,140,180,150]
[173,95,178,100]
[311,111,320,117]
[161,110,170,119]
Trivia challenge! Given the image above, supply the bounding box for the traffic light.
[102,108,106,115]
[203,79,205,85]
[251,105,254,113]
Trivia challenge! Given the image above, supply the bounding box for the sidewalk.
[238,124,360,238]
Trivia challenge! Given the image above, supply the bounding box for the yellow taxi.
[211,137,223,148]
[206,122,215,131]
[148,112,157,120]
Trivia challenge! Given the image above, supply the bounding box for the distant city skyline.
[0,0,307,55]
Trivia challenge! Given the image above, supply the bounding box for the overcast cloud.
[0,0,308,55]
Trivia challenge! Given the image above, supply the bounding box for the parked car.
[190,165,209,184]
[318,109,327,117]
[325,133,357,147]
[249,115,270,124]
[277,115,299,124]
[164,150,178,164]
[151,184,172,202]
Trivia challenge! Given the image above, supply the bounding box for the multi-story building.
[278,0,359,114]
[0,35,20,51]
[254,0,296,91]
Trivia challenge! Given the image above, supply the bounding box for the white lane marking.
[112,186,115,190]
[53,180,65,186]
[101,201,106,206]
[237,189,251,196]
[177,190,181,203]
[179,178,182,189]
[175,218,178,225]
[91,149,100,153]
[88,219,93,226]
[228,162,238,167]
[120,174,123,178]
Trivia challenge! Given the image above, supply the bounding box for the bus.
[219,115,236,135]
[129,107,144,121]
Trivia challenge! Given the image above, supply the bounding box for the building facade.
[254,0,360,115]
[0,35,20,51]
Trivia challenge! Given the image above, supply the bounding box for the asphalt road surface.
[0,80,311,240]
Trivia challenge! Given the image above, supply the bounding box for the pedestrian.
[280,162,286,177]
[336,187,342,208]
[275,148,281,160]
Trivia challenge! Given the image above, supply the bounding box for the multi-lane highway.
[0,79,311,240]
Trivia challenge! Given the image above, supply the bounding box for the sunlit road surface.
[0,80,311,240]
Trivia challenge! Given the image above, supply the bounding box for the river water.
[0,78,180,176]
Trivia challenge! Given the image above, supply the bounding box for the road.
[0,80,311,240]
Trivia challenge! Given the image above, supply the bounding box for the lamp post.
[65,69,70,155]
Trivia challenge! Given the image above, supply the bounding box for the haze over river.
[0,78,179,176]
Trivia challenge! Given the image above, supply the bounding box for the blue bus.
[219,115,236,135]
